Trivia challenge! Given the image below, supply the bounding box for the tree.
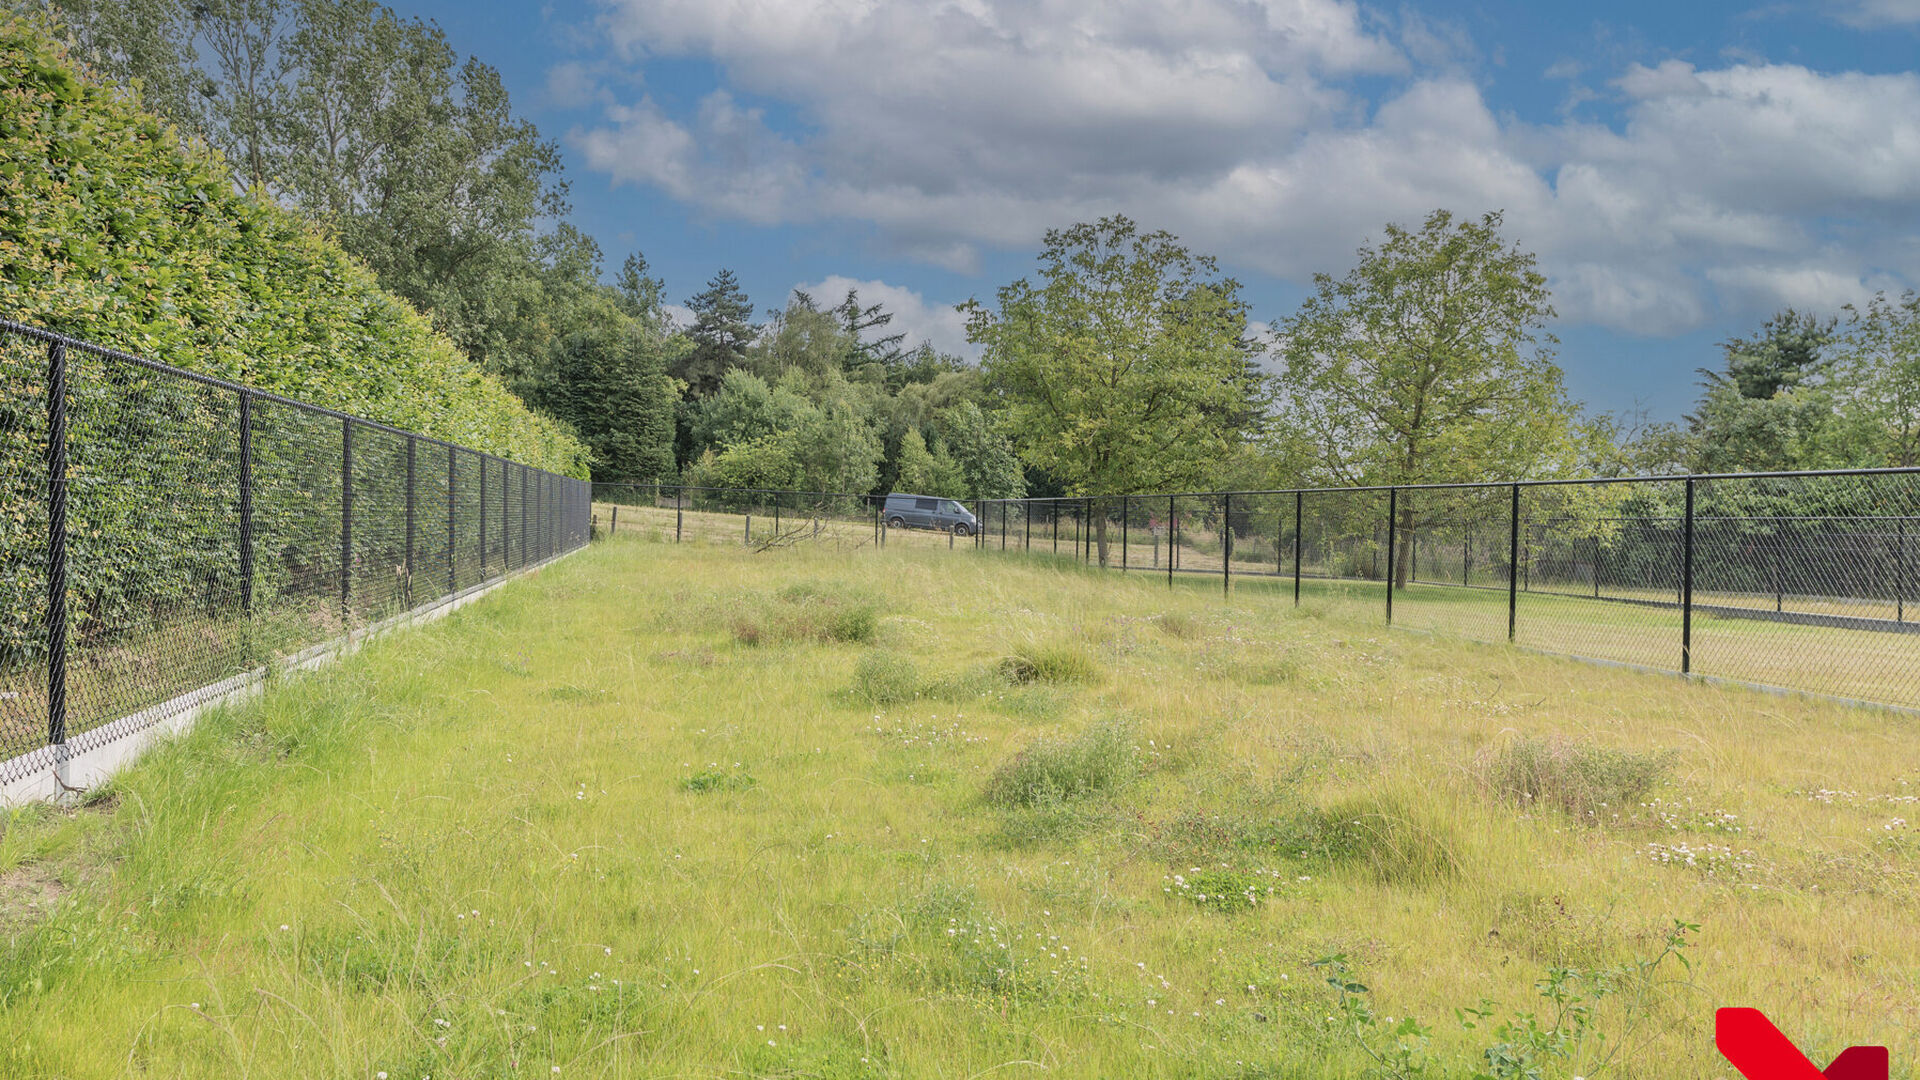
[1277,209,1583,588]
[1837,292,1920,467]
[679,269,757,398]
[1712,309,1835,401]
[963,215,1263,564]
[538,297,677,483]
[892,429,966,497]
[34,0,580,389]
[937,401,1026,499]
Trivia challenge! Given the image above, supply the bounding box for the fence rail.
[1,319,591,786]
[591,472,1920,712]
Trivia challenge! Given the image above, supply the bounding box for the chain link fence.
[1,320,591,785]
[596,473,1920,711]
[976,474,1920,710]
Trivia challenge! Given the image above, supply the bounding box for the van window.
[944,501,967,514]
[915,498,938,511]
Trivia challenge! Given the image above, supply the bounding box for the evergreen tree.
[679,269,758,398]
[541,297,677,482]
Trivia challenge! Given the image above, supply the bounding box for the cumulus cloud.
[573,0,1920,335]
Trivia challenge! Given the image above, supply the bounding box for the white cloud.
[575,0,1920,336]
[797,276,978,359]
[1828,0,1920,26]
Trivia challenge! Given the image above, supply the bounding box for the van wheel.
[887,515,906,529]
[953,523,973,537]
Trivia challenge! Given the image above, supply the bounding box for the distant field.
[4,533,1918,1077]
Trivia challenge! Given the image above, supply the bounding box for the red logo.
[1717,1009,1888,1080]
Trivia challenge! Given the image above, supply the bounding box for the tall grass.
[0,535,1912,1078]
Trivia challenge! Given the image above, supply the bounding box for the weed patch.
[1163,866,1289,913]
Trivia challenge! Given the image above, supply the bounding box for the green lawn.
[4,535,1919,1077]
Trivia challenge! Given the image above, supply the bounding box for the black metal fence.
[591,473,1920,710]
[1,320,591,784]
[974,473,1920,710]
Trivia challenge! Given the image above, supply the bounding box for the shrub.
[999,643,1098,684]
[1483,736,1674,821]
[851,650,920,705]
[982,719,1135,809]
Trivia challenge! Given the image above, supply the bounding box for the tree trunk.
[1095,500,1111,567]
[1394,497,1416,589]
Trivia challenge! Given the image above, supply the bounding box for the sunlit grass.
[3,532,1917,1077]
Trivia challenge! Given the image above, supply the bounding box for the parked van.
[883,493,979,536]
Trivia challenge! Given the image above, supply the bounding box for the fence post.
[1593,533,1602,599]
[1222,493,1232,598]
[447,446,456,593]
[676,486,683,543]
[1294,491,1303,606]
[745,514,752,546]
[480,457,488,575]
[341,419,353,620]
[1507,483,1520,643]
[611,504,618,535]
[1122,495,1129,570]
[522,466,530,565]
[1385,487,1397,625]
[238,390,254,616]
[1168,496,1176,589]
[405,436,417,605]
[1682,477,1696,675]
[44,340,69,747]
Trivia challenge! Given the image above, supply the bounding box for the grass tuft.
[1482,736,1675,821]
[982,719,1135,808]
[999,642,1098,684]
[850,649,921,704]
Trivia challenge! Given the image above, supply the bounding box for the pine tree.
[678,269,757,398]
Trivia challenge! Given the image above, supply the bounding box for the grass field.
[4,532,1919,1078]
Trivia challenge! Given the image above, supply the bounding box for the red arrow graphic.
[1717,1008,1888,1080]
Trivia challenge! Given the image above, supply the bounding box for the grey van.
[883,493,978,535]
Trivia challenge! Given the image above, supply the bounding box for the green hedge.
[0,14,588,475]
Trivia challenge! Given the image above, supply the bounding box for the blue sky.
[391,0,1920,421]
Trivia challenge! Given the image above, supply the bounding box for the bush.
[851,650,920,705]
[1483,736,1674,821]
[999,643,1098,684]
[983,719,1135,808]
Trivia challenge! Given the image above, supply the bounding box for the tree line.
[25,0,1919,508]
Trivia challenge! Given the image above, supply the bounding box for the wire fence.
[592,472,1920,711]
[1,320,591,785]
